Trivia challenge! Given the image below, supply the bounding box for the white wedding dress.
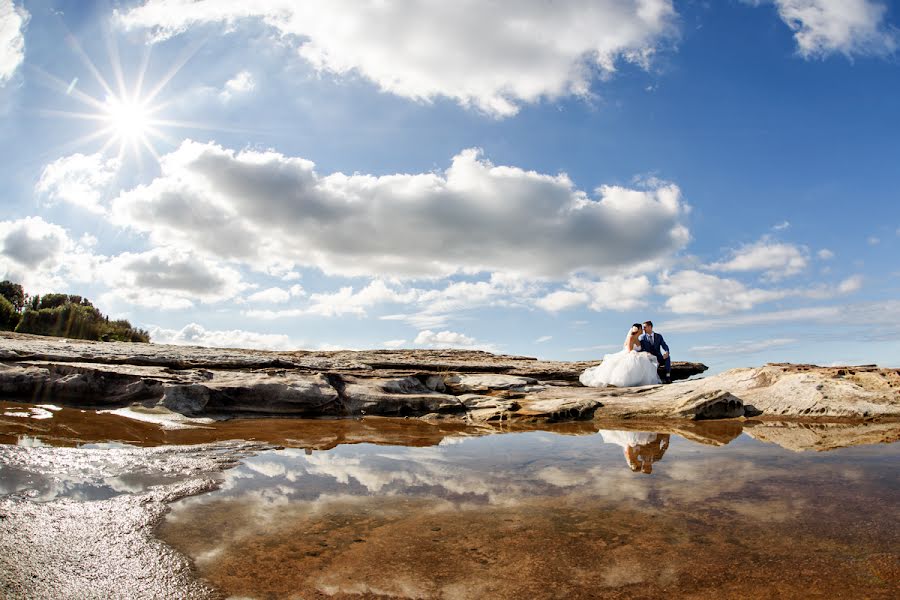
[579,342,661,388]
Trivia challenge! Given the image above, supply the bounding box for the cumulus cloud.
[656,270,794,315]
[247,286,290,304]
[414,329,493,351]
[0,0,27,85]
[36,153,120,214]
[535,290,590,312]
[750,0,898,58]
[243,279,417,319]
[658,269,855,316]
[534,275,652,312]
[569,275,653,311]
[305,280,420,317]
[0,216,69,270]
[220,70,255,101]
[110,141,691,280]
[707,239,808,281]
[118,0,678,117]
[0,217,104,293]
[817,248,834,260]
[148,322,297,350]
[383,339,406,349]
[102,247,247,308]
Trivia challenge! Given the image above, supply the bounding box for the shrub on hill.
[0,296,19,331]
[0,280,150,343]
[15,302,150,342]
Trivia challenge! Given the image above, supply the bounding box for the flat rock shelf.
[1,332,898,424]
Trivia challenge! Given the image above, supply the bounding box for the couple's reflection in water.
[598,430,671,474]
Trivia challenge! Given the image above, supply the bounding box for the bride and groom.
[580,320,672,388]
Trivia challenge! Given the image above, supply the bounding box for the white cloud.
[118,0,679,117]
[664,300,900,337]
[534,275,652,313]
[220,70,255,101]
[382,339,406,349]
[535,290,590,312]
[867,236,880,245]
[817,248,834,259]
[689,338,798,355]
[772,220,791,230]
[36,153,120,214]
[306,280,418,317]
[102,247,247,308]
[0,0,27,85]
[110,141,691,280]
[243,279,416,319]
[707,239,808,281]
[148,322,296,350]
[0,217,104,293]
[414,329,493,351]
[535,335,553,344]
[0,216,71,270]
[757,0,898,58]
[656,270,793,315]
[569,275,653,311]
[837,274,863,293]
[247,286,290,304]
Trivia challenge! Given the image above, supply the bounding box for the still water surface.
[157,429,899,599]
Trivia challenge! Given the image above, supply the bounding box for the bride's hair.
[630,323,642,334]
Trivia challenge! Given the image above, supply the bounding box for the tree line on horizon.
[0,280,150,343]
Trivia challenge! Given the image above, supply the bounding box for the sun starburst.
[36,32,216,166]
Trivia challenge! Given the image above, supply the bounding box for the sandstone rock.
[2,332,896,424]
[443,373,539,394]
[338,376,462,416]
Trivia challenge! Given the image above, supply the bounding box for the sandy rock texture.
[0,440,267,600]
[1,332,897,422]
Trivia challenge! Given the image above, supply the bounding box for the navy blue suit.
[639,332,671,377]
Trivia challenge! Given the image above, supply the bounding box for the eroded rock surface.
[2,332,898,423]
[0,441,267,599]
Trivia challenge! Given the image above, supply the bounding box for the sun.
[37,33,211,165]
[104,96,152,142]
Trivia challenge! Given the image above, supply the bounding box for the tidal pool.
[157,428,899,599]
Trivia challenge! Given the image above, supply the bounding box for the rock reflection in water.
[159,431,900,599]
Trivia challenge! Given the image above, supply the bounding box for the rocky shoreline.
[1,332,898,424]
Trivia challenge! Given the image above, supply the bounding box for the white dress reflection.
[579,325,660,388]
[598,430,671,474]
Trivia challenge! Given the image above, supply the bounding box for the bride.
[579,324,661,388]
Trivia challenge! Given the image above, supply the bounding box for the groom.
[639,321,672,384]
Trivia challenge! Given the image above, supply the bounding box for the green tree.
[0,281,25,312]
[0,295,20,331]
[15,295,148,342]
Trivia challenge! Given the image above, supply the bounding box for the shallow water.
[2,401,899,598]
[158,429,900,599]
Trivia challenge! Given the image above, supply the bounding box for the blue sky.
[1,0,899,372]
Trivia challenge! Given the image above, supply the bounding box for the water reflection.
[598,430,671,474]
[159,430,900,599]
